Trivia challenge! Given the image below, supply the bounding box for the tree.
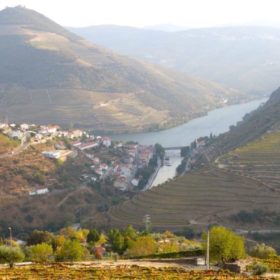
[87,229,100,244]
[125,236,157,257]
[154,143,165,160]
[123,225,138,251]
[250,243,277,259]
[108,229,125,254]
[0,246,24,268]
[27,230,54,246]
[56,240,86,262]
[203,226,246,263]
[29,243,53,263]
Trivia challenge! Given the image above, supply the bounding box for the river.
[112,98,267,148]
[113,98,267,188]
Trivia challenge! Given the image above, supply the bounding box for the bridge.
[163,146,186,150]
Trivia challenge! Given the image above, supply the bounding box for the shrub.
[252,263,268,275]
[56,240,86,262]
[29,243,53,263]
[0,246,25,268]
[27,230,54,246]
[125,236,157,257]
[87,229,100,244]
[250,243,277,259]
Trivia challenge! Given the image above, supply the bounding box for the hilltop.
[71,25,280,95]
[0,6,241,133]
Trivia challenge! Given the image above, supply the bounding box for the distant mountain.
[144,24,189,32]
[70,25,280,95]
[0,7,241,133]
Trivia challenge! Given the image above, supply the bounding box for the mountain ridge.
[0,6,243,133]
[70,24,280,95]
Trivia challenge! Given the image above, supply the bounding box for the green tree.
[27,230,54,246]
[203,226,246,263]
[125,236,157,257]
[0,246,24,268]
[108,229,125,254]
[56,240,86,262]
[123,225,138,251]
[250,243,277,259]
[29,243,53,263]
[87,229,100,244]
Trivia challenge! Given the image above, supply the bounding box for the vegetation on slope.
[107,166,280,229]
[0,133,19,154]
[71,25,280,95]
[0,6,242,133]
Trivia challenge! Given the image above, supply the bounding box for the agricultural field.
[217,131,280,192]
[0,264,266,280]
[108,165,280,229]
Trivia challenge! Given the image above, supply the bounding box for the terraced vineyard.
[217,132,280,192]
[108,165,280,229]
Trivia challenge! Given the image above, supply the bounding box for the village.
[0,122,157,194]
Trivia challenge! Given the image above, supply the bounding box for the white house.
[42,151,61,159]
[102,137,112,147]
[9,130,23,139]
[29,188,49,196]
[20,123,29,131]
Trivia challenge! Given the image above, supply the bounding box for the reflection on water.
[152,149,182,187]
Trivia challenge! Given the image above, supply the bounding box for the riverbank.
[111,98,267,147]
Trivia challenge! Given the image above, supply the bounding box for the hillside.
[0,6,242,133]
[71,25,280,95]
[0,140,123,233]
[106,88,280,230]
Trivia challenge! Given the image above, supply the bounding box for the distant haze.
[1,0,280,28]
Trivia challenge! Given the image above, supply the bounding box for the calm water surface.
[112,99,267,147]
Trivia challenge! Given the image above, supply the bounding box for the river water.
[112,98,267,148]
[113,98,267,188]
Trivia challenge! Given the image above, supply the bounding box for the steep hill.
[71,25,280,95]
[0,6,241,133]
[106,88,280,230]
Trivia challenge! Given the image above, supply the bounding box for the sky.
[1,0,280,28]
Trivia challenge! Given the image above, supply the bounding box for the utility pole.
[8,227,12,246]
[206,229,210,269]
[143,214,151,233]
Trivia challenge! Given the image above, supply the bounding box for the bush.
[56,240,86,262]
[87,229,100,244]
[0,246,25,268]
[27,230,54,246]
[250,243,277,259]
[29,243,53,263]
[125,236,157,257]
[252,263,268,275]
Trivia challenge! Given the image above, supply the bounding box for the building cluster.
[0,121,156,192]
[80,142,155,191]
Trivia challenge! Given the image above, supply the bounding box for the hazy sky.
[1,0,280,28]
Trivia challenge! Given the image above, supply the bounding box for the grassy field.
[0,264,265,280]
